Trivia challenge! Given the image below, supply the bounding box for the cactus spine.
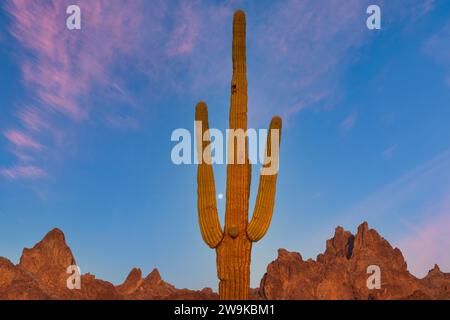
[195,10,282,300]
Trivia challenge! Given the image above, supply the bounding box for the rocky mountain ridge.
[1,222,448,300]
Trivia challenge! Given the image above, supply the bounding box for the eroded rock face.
[78,273,122,300]
[118,268,218,300]
[0,223,448,300]
[0,229,217,300]
[18,228,77,299]
[419,265,450,299]
[0,257,49,300]
[121,268,176,299]
[258,222,449,300]
[116,267,143,295]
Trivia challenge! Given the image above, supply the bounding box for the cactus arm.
[247,116,282,242]
[196,102,224,248]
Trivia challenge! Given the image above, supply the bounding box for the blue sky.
[0,0,449,290]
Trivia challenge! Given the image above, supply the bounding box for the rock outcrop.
[258,222,449,300]
[418,264,450,299]
[118,268,218,300]
[0,228,214,300]
[0,222,448,300]
[0,257,49,299]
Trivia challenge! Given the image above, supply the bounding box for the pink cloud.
[6,0,149,120]
[4,0,432,181]
[1,0,378,179]
[16,107,49,132]
[166,2,200,56]
[397,200,450,277]
[340,149,450,276]
[4,0,223,180]
[4,129,44,150]
[0,165,47,180]
[3,0,158,179]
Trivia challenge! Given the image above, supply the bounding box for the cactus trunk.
[196,10,282,300]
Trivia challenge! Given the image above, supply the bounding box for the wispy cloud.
[166,1,199,57]
[348,149,450,219]
[422,0,436,14]
[15,107,48,132]
[6,0,153,120]
[2,0,238,180]
[4,129,44,150]
[397,196,450,277]
[340,111,358,131]
[247,0,441,122]
[1,0,441,180]
[424,20,450,87]
[284,91,331,119]
[411,0,437,17]
[383,144,398,159]
[251,0,371,121]
[341,149,450,275]
[106,115,140,130]
[0,165,46,179]
[2,0,161,179]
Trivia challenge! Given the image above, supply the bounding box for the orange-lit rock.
[1,223,448,300]
[258,222,449,300]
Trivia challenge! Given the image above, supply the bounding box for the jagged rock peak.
[116,267,143,295]
[145,268,162,283]
[428,264,442,275]
[44,228,66,240]
[127,267,143,280]
[2,224,449,300]
[277,248,302,261]
[325,226,354,259]
[19,227,76,272]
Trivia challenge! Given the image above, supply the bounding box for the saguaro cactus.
[195,10,282,300]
